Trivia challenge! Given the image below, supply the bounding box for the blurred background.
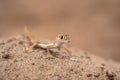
[0,0,120,61]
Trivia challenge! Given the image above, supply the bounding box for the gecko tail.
[24,26,38,43]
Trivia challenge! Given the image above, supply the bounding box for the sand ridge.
[0,35,120,80]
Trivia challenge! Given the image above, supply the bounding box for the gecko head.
[56,34,71,43]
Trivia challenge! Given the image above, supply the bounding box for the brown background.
[0,0,120,61]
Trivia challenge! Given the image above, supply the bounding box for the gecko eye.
[57,34,70,40]
[60,36,63,40]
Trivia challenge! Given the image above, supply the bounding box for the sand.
[0,35,120,80]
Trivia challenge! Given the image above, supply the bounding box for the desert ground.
[0,35,120,80]
[0,0,120,61]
